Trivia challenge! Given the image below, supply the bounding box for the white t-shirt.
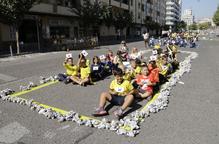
[143,33,149,40]
[129,52,141,60]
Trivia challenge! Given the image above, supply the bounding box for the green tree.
[72,0,104,36]
[144,19,161,31]
[188,23,198,30]
[213,6,219,26]
[113,11,133,35]
[0,0,39,54]
[175,21,187,31]
[198,22,211,30]
[102,6,114,29]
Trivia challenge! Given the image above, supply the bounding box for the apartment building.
[182,9,194,26]
[166,0,182,29]
[0,0,79,45]
[0,0,167,49]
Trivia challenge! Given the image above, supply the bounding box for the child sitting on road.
[157,55,172,84]
[91,56,105,81]
[106,50,114,62]
[133,65,154,99]
[78,57,91,86]
[93,68,134,118]
[78,53,90,66]
[58,57,81,84]
[130,59,142,79]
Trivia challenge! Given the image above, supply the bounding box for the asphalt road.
[0,40,219,144]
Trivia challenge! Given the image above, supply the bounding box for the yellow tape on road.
[33,101,101,122]
[141,93,160,112]
[11,80,59,97]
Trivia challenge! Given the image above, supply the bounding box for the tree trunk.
[16,29,20,54]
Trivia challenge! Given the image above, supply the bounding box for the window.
[142,4,144,11]
[138,13,141,19]
[9,26,16,40]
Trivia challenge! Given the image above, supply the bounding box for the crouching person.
[133,65,153,99]
[58,57,80,84]
[93,68,134,118]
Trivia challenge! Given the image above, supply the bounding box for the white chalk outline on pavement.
[0,50,199,137]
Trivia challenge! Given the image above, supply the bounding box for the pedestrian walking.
[142,32,149,48]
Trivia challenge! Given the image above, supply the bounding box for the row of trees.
[0,0,168,54]
[74,0,169,36]
[73,0,133,36]
[188,22,212,30]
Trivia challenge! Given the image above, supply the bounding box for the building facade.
[0,0,168,52]
[166,0,182,29]
[182,9,194,26]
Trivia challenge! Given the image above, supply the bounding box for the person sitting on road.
[129,47,142,60]
[90,56,105,81]
[157,55,172,84]
[117,62,132,82]
[106,50,114,63]
[133,65,154,99]
[78,53,90,66]
[130,59,142,79]
[148,60,160,92]
[78,57,91,86]
[58,57,81,84]
[92,68,134,118]
[118,41,129,61]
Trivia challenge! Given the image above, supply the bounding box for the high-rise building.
[166,0,182,29]
[182,9,194,26]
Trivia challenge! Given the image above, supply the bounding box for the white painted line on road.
[0,122,30,143]
[178,81,185,85]
[0,73,17,82]
[57,125,70,131]
[44,131,57,139]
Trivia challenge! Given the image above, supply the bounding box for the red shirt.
[136,75,153,93]
[149,68,159,83]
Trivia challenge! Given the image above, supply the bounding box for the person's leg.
[80,77,90,85]
[139,91,152,99]
[99,92,112,108]
[144,40,147,48]
[93,92,112,116]
[70,76,81,84]
[121,94,134,110]
[58,73,67,81]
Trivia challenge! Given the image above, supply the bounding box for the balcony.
[166,21,174,26]
[111,0,129,10]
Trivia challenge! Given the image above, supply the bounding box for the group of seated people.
[58,41,179,118]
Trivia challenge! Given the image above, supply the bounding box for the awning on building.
[29,3,78,17]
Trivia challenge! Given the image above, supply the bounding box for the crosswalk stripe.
[0,73,17,82]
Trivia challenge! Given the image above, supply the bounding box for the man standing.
[143,32,149,48]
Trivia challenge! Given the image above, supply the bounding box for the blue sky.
[182,0,219,19]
